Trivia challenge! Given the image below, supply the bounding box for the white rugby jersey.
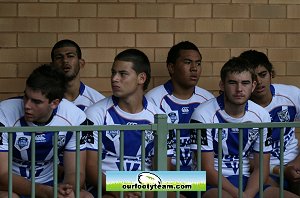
[0,97,87,184]
[85,96,173,172]
[264,84,300,166]
[145,80,214,170]
[190,94,272,177]
[72,82,105,111]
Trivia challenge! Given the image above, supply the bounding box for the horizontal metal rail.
[0,114,297,198]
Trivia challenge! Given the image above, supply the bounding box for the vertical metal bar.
[53,132,58,198]
[238,129,243,198]
[259,128,264,198]
[154,114,168,198]
[279,128,284,198]
[119,130,124,198]
[98,131,102,198]
[176,129,180,171]
[141,130,145,198]
[31,132,35,198]
[197,129,202,198]
[76,131,80,198]
[141,130,145,171]
[8,132,13,198]
[218,128,222,198]
[176,129,180,198]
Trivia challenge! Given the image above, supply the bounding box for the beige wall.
[0,0,300,99]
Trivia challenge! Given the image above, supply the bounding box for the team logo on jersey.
[15,136,31,151]
[181,107,189,114]
[106,130,120,141]
[214,129,228,141]
[144,130,154,143]
[277,109,290,122]
[248,128,259,142]
[58,135,66,147]
[35,134,46,143]
[168,112,178,123]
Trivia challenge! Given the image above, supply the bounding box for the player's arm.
[202,151,239,197]
[0,151,54,198]
[86,149,103,189]
[244,152,270,197]
[282,153,300,182]
[62,149,86,189]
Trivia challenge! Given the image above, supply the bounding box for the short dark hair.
[26,64,67,102]
[114,49,151,90]
[239,50,275,77]
[51,39,82,61]
[166,41,201,65]
[220,57,256,82]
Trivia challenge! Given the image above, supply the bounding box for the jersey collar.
[79,81,85,96]
[112,95,148,109]
[163,80,196,95]
[217,93,248,111]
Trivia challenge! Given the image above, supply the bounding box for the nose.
[24,99,31,110]
[236,83,242,92]
[190,62,197,72]
[111,73,119,82]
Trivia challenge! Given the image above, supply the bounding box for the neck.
[224,99,246,118]
[171,80,194,100]
[64,79,81,102]
[251,92,272,108]
[117,92,144,114]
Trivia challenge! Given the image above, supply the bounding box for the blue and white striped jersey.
[72,82,105,111]
[85,96,173,172]
[146,80,214,170]
[190,94,272,177]
[0,97,87,184]
[264,84,300,166]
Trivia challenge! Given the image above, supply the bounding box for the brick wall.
[0,1,299,99]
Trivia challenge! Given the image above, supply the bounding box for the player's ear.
[251,80,257,93]
[167,63,175,76]
[49,99,60,109]
[79,58,85,69]
[219,80,224,92]
[138,72,146,85]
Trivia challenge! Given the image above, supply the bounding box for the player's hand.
[285,165,300,182]
[57,183,75,198]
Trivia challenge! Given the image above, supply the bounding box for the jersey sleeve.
[295,86,300,121]
[85,119,100,151]
[85,104,105,151]
[252,111,273,153]
[0,131,8,152]
[189,106,213,152]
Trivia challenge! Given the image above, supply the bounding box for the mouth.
[233,95,245,99]
[255,86,265,93]
[111,85,120,91]
[63,65,71,72]
[190,75,198,81]
[25,112,33,119]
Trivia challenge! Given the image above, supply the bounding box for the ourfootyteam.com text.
[122,183,192,191]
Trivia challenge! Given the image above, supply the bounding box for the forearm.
[63,172,85,190]
[12,174,52,198]
[244,170,260,197]
[207,170,238,197]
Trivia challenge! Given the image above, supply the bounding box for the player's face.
[252,65,272,99]
[23,86,59,123]
[52,46,84,81]
[168,50,202,89]
[111,60,145,99]
[220,71,256,106]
